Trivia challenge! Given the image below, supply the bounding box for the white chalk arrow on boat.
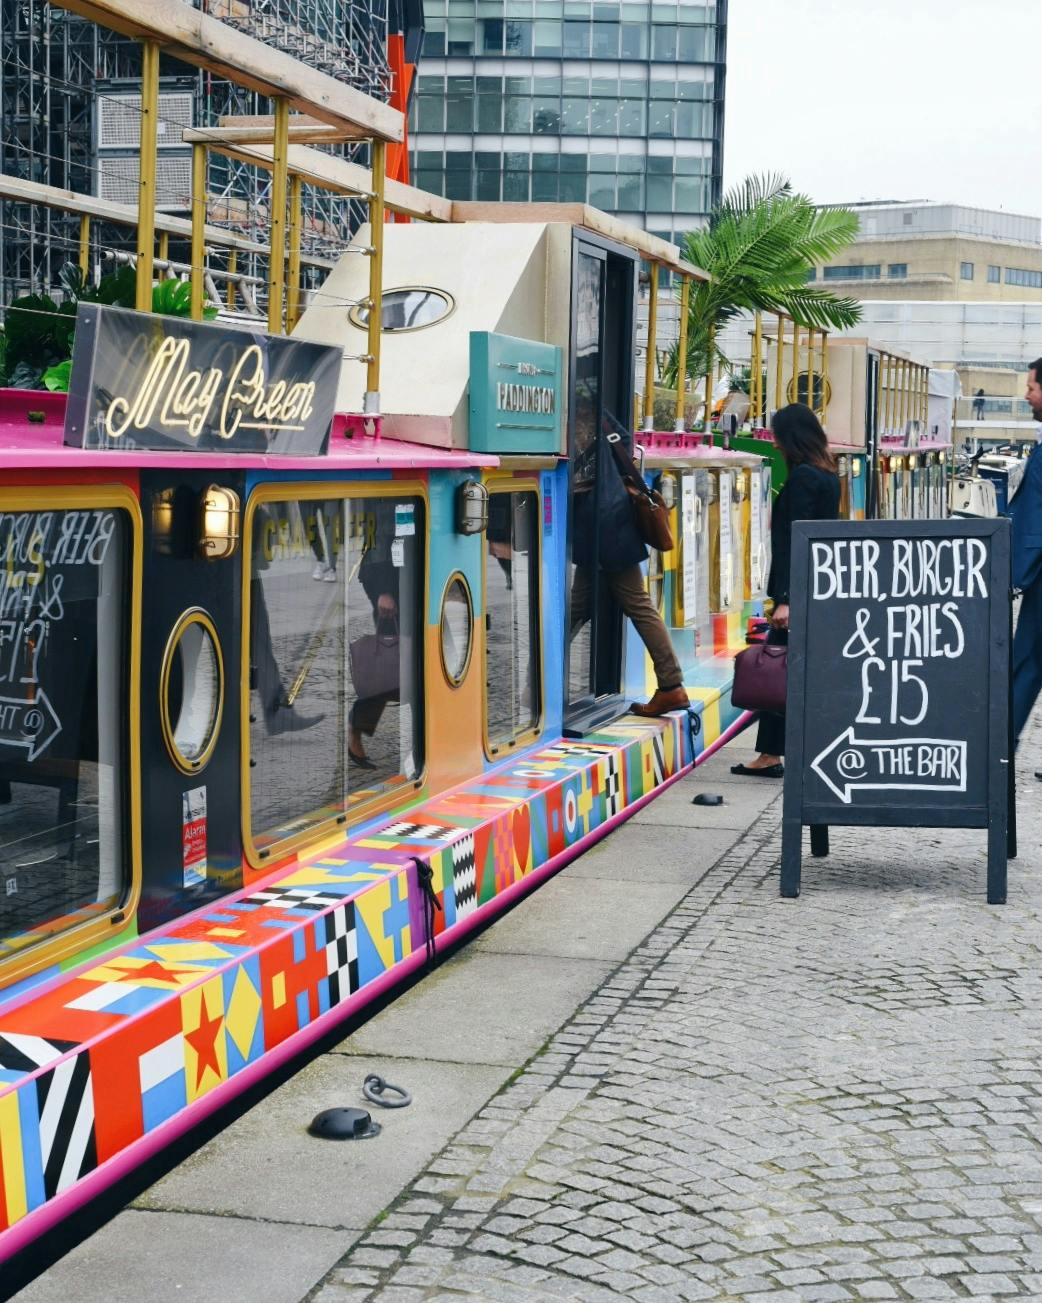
[0,690,62,762]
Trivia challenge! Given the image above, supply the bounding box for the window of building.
[805,268,817,282]
[0,497,133,969]
[245,490,425,862]
[1006,267,1042,288]
[888,263,908,279]
[822,264,882,281]
[988,265,1001,283]
[960,262,974,281]
[485,488,541,752]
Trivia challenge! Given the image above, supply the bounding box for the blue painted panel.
[427,472,483,625]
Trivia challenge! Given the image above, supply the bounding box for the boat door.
[564,233,638,735]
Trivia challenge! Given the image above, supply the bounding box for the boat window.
[439,575,473,688]
[161,609,224,774]
[485,488,541,752]
[245,491,425,862]
[0,503,131,968]
[348,288,456,334]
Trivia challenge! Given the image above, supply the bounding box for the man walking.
[1009,358,1042,744]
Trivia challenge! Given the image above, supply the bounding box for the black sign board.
[64,303,339,455]
[782,518,1014,904]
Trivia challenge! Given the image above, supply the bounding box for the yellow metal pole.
[643,262,659,430]
[922,365,929,425]
[874,349,884,442]
[791,321,799,409]
[287,173,303,333]
[190,142,206,322]
[807,328,816,413]
[78,215,90,278]
[365,138,387,408]
[226,250,237,311]
[674,275,690,432]
[704,320,715,430]
[887,355,896,434]
[899,358,909,437]
[774,314,784,416]
[822,331,830,426]
[751,311,763,427]
[135,39,160,313]
[267,97,290,334]
[157,231,169,270]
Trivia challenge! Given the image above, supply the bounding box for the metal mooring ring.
[362,1073,412,1108]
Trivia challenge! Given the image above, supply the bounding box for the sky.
[724,0,1042,218]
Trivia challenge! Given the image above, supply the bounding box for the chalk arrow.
[810,728,967,805]
[0,690,62,763]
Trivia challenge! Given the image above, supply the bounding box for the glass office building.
[411,0,727,242]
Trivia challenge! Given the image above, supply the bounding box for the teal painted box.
[469,331,563,455]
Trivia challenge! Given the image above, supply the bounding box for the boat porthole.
[160,608,225,774]
[439,573,473,688]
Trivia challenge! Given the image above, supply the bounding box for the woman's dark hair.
[771,403,836,472]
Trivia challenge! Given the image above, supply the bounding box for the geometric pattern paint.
[0,709,692,1254]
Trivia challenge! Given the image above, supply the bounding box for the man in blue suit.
[1010,357,1042,743]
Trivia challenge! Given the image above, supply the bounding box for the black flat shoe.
[349,749,378,771]
[730,762,784,778]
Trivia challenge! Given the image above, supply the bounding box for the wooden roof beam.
[47,0,403,142]
[214,113,353,145]
[450,202,709,280]
[0,173,335,269]
[183,134,452,222]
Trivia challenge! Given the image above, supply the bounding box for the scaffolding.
[0,0,394,307]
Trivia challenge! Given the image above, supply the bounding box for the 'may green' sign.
[469,331,562,455]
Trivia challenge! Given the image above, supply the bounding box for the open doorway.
[564,233,638,735]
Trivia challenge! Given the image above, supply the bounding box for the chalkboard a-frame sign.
[782,518,1014,905]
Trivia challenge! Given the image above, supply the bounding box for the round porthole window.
[439,574,473,688]
[348,286,456,334]
[161,608,224,774]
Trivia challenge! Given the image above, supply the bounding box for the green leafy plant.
[41,360,73,392]
[663,174,863,390]
[1,263,218,391]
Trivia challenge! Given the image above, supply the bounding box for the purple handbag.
[730,642,787,714]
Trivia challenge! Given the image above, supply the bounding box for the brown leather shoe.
[630,686,690,717]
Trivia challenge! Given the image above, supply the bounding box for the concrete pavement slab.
[634,768,783,829]
[133,1054,505,1229]
[561,823,740,882]
[10,1210,354,1303]
[468,874,691,961]
[340,951,613,1066]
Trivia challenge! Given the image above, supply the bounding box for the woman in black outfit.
[731,403,840,777]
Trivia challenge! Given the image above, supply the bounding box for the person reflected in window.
[731,403,840,777]
[348,503,401,770]
[487,493,513,591]
[973,389,986,421]
[252,504,323,736]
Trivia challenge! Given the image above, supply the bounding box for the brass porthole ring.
[439,572,474,688]
[160,607,225,775]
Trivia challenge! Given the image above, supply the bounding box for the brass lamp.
[456,480,489,535]
[198,484,241,560]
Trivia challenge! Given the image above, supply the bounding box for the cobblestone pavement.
[307,727,1042,1303]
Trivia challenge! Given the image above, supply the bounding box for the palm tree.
[662,174,863,390]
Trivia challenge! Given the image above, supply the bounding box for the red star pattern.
[185,999,223,1088]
